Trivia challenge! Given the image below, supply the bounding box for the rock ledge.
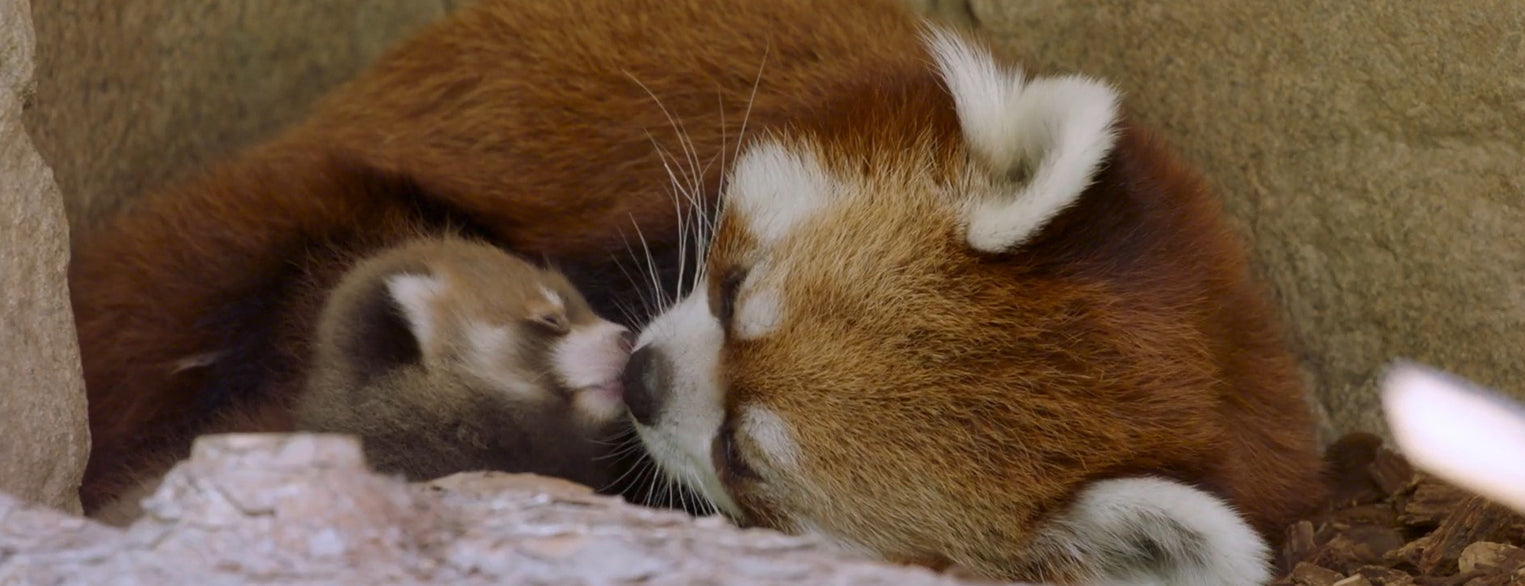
[0,433,991,585]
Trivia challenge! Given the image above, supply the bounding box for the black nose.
[621,346,670,426]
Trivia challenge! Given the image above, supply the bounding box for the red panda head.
[621,26,1313,583]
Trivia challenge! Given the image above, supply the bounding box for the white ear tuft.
[740,406,801,470]
[385,273,446,350]
[924,27,1121,253]
[727,139,833,245]
[924,27,1032,171]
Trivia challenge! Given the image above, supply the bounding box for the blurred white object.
[1382,362,1525,515]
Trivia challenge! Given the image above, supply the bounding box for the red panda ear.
[323,271,444,379]
[384,272,446,352]
[322,271,439,388]
[923,26,1121,254]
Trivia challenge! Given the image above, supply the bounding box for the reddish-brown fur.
[70,0,1322,578]
[703,71,1322,572]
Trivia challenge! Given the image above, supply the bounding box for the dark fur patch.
[184,251,304,434]
[342,275,426,386]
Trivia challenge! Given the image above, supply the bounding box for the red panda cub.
[90,235,639,525]
[294,236,634,488]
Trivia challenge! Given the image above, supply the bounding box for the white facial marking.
[1027,476,1269,586]
[554,320,631,390]
[740,406,800,471]
[631,285,741,516]
[538,285,565,313]
[554,320,633,424]
[727,140,834,244]
[924,26,1121,253]
[734,268,784,340]
[386,273,446,349]
[463,321,541,399]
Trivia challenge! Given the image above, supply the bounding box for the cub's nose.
[621,346,671,427]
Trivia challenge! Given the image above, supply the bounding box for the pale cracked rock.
[0,433,1005,585]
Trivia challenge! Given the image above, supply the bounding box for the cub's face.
[386,251,635,430]
[322,239,636,434]
[624,29,1131,567]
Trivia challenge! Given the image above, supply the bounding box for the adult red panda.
[70,0,1323,582]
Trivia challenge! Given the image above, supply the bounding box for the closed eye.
[711,419,762,483]
[527,311,570,335]
[715,267,748,331]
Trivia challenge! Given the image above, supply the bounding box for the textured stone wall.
[0,0,90,515]
[22,0,461,234]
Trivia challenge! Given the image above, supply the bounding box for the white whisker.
[643,456,664,509]
[636,127,702,309]
[628,214,668,311]
[625,71,706,208]
[730,44,770,211]
[677,464,718,516]
[646,131,693,307]
[612,229,657,318]
[595,435,648,495]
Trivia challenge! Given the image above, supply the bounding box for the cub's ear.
[328,272,444,385]
[384,273,446,354]
[924,27,1120,254]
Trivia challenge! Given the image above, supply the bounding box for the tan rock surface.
[0,0,90,515]
[969,0,1525,439]
[0,434,1002,585]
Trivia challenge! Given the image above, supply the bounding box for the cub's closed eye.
[712,421,762,482]
[529,312,569,333]
[716,268,747,328]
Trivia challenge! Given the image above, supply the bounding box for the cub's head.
[301,237,633,482]
[624,29,1238,575]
